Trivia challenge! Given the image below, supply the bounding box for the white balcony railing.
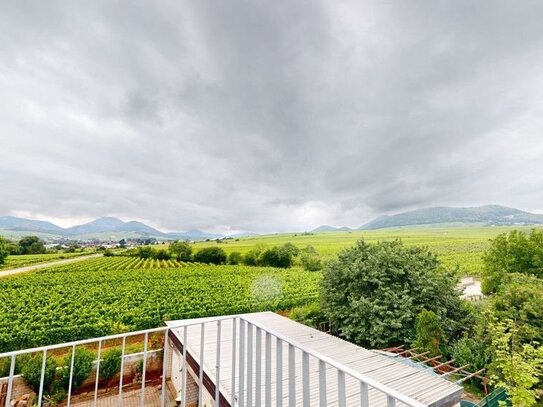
[0,315,428,407]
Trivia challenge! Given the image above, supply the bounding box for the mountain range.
[0,216,223,241]
[2,205,542,241]
[311,205,543,232]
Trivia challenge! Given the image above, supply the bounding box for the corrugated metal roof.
[166,312,462,407]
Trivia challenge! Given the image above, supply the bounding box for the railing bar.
[247,323,253,407]
[67,344,76,407]
[288,344,295,407]
[265,332,271,407]
[5,354,16,407]
[388,395,396,407]
[302,351,309,407]
[118,336,126,407]
[160,329,169,407]
[93,339,102,407]
[241,315,426,407]
[239,319,246,407]
[140,331,149,407]
[318,360,326,407]
[231,318,237,407]
[360,382,369,407]
[256,328,262,407]
[338,370,346,407]
[37,349,47,407]
[181,326,188,407]
[198,323,205,407]
[215,320,222,407]
[276,338,283,407]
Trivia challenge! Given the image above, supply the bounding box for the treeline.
[290,229,543,406]
[126,241,323,271]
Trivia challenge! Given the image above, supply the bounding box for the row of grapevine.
[0,257,321,352]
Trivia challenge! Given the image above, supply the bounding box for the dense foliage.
[482,229,543,294]
[99,348,122,382]
[193,246,227,264]
[59,347,94,390]
[169,241,192,261]
[413,310,445,357]
[322,239,466,348]
[0,237,7,265]
[18,236,46,254]
[0,256,320,351]
[20,354,57,393]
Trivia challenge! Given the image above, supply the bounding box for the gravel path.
[0,253,102,278]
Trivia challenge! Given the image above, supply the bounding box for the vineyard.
[0,256,321,352]
[0,251,91,271]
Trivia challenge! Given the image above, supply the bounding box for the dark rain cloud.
[1,0,543,233]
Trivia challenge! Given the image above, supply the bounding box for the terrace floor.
[69,384,177,407]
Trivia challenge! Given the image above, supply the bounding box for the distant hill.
[360,205,543,230]
[312,225,353,233]
[0,216,223,241]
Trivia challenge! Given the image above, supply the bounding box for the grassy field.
[0,251,92,271]
[190,225,543,275]
[0,256,320,352]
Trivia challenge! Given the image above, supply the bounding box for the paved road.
[0,253,102,278]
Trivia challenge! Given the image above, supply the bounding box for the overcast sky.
[1,1,543,233]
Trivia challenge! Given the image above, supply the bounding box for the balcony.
[0,312,462,407]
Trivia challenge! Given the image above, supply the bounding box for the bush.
[0,237,8,265]
[20,354,57,394]
[155,249,171,261]
[135,246,156,259]
[193,247,227,265]
[103,249,115,257]
[99,348,122,382]
[59,347,94,390]
[18,236,46,254]
[451,336,488,372]
[322,239,466,348]
[413,310,445,357]
[300,245,323,271]
[169,241,192,262]
[227,251,243,265]
[260,244,298,268]
[289,302,327,329]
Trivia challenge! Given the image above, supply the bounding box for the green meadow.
[191,225,543,276]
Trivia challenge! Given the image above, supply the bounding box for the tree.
[451,336,488,372]
[59,347,94,390]
[135,246,156,259]
[20,354,57,394]
[0,237,8,265]
[194,247,227,265]
[99,349,122,383]
[260,243,299,268]
[155,249,171,261]
[300,245,323,271]
[169,241,192,262]
[322,239,466,348]
[488,317,543,407]
[228,251,243,265]
[490,274,543,343]
[413,310,445,357]
[482,229,543,294]
[18,236,46,254]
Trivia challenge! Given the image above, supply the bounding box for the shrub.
[260,245,296,268]
[59,347,94,390]
[451,336,488,372]
[289,302,327,329]
[300,245,323,271]
[99,349,122,382]
[135,246,156,259]
[20,354,57,394]
[18,236,46,254]
[103,249,115,257]
[322,239,466,348]
[0,237,8,265]
[154,249,171,261]
[227,251,243,265]
[413,310,445,357]
[169,241,192,262]
[193,247,227,265]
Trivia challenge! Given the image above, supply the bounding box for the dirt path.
[0,253,102,278]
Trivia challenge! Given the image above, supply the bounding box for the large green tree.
[193,247,227,265]
[482,229,543,294]
[322,239,466,348]
[18,236,46,255]
[169,241,192,261]
[0,237,8,265]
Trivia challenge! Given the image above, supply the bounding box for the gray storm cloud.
[1,0,543,233]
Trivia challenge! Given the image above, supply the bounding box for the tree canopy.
[0,237,8,265]
[169,241,192,261]
[18,236,46,254]
[193,246,227,265]
[322,239,466,348]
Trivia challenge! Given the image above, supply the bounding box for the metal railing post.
[276,338,283,407]
[318,360,327,407]
[231,318,237,407]
[118,336,126,407]
[198,323,205,407]
[37,349,47,407]
[67,344,76,407]
[256,327,262,407]
[94,339,102,407]
[215,320,222,407]
[181,326,188,407]
[247,323,253,407]
[5,355,16,407]
[288,344,295,407]
[140,332,149,407]
[161,330,169,407]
